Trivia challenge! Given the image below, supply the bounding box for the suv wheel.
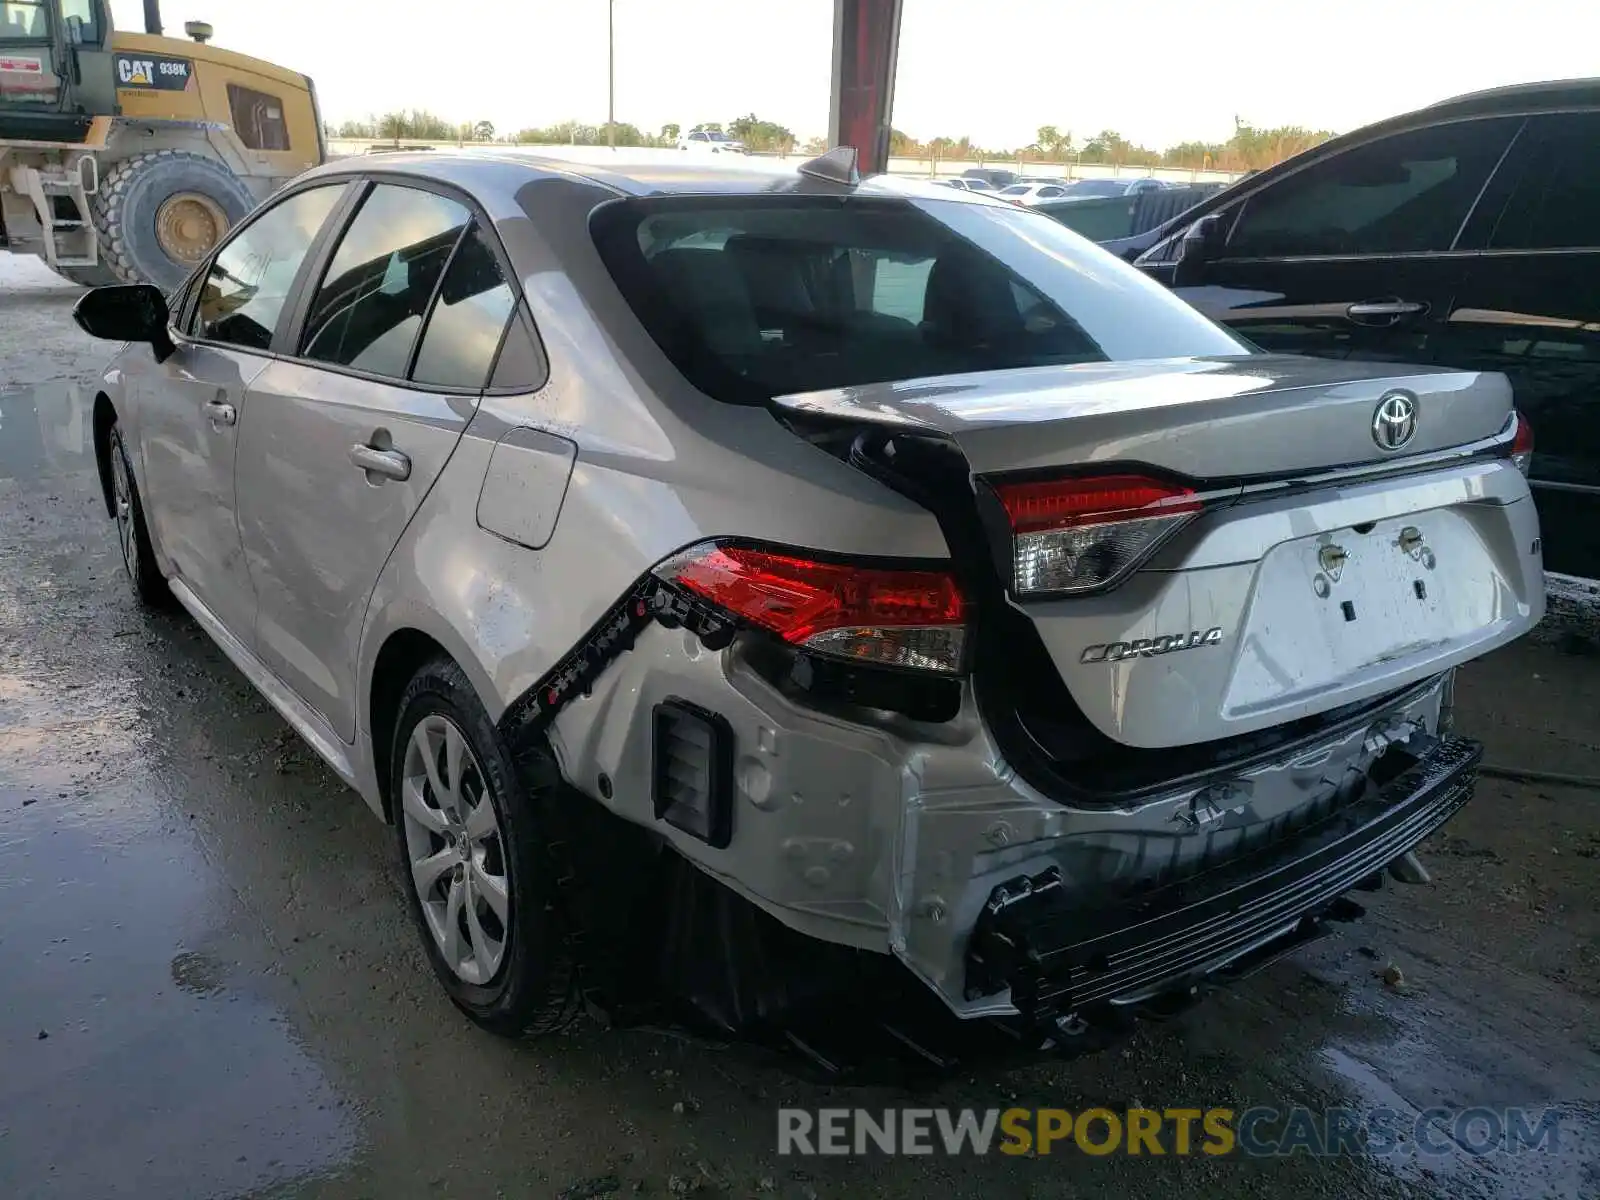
[391,658,575,1036]
[107,422,172,608]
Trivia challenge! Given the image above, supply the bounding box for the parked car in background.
[1036,183,1223,244]
[1051,177,1168,201]
[960,167,1016,189]
[936,176,996,192]
[73,152,1540,1050]
[997,181,1071,204]
[679,130,747,154]
[1133,77,1600,584]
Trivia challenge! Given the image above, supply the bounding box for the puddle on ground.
[1,382,361,1196]
[1316,995,1600,1199]
[0,789,360,1199]
[0,382,91,482]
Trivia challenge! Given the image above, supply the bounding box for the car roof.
[1428,75,1600,113]
[293,149,1004,204]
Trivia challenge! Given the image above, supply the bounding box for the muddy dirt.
[1,257,1597,1199]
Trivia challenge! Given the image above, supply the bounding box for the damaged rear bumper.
[966,734,1481,1023]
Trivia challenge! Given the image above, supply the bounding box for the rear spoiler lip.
[1224,411,1521,500]
[767,355,1477,436]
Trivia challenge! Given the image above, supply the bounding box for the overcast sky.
[113,0,1600,148]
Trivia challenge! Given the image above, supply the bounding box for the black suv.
[1132,79,1600,584]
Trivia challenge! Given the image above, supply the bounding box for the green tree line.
[329,111,799,153]
[891,117,1337,172]
[331,110,1334,172]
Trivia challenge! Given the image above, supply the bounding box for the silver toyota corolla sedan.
[73,149,1543,1054]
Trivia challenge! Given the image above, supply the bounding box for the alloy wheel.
[400,714,511,984]
[110,441,135,576]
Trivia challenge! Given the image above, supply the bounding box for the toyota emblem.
[1372,391,1418,451]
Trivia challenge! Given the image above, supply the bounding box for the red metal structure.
[827,0,904,175]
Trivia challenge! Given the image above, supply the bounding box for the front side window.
[300,184,469,379]
[591,194,1248,404]
[1,1,46,37]
[410,222,523,390]
[228,84,291,152]
[1225,117,1519,258]
[1490,113,1600,251]
[58,0,99,41]
[195,184,343,350]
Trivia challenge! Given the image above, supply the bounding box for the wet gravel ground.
[1,263,1598,1199]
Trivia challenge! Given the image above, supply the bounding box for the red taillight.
[659,544,967,673]
[1511,410,1534,476]
[994,475,1200,533]
[991,474,1202,597]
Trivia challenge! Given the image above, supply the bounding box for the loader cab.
[0,0,116,140]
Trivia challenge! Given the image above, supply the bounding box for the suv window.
[1490,113,1600,251]
[300,184,470,379]
[227,84,291,152]
[410,222,523,390]
[590,195,1247,404]
[194,185,343,350]
[1225,117,1519,258]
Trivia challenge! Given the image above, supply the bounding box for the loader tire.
[53,263,122,288]
[91,151,256,290]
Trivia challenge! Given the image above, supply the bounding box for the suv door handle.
[1346,298,1428,324]
[349,443,411,481]
[203,399,236,427]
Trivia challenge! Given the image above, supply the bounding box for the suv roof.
[1429,76,1600,113]
[1127,76,1600,252]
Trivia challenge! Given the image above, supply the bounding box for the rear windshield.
[590,194,1249,404]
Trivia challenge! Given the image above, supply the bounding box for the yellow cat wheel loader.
[0,0,323,288]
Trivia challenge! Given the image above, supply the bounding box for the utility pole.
[608,0,616,149]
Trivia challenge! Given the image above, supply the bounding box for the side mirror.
[65,14,84,44]
[1171,214,1226,288]
[72,284,177,362]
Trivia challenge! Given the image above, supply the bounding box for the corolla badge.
[1080,627,1223,664]
[1372,390,1418,451]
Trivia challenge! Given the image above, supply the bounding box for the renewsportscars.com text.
[777,1106,1563,1158]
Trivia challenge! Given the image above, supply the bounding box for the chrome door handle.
[1346,299,1427,320]
[203,399,236,427]
[348,443,411,481]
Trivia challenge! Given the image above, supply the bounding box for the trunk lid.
[774,355,1541,750]
[772,355,1512,479]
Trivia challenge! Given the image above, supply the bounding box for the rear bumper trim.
[966,735,1482,1020]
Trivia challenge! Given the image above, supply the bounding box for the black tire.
[390,658,576,1037]
[53,263,122,288]
[107,421,173,608]
[91,150,257,289]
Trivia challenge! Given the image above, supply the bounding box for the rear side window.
[228,84,291,152]
[1490,113,1600,251]
[1225,117,1519,258]
[300,184,469,379]
[590,195,1247,404]
[410,223,523,390]
[195,184,343,350]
